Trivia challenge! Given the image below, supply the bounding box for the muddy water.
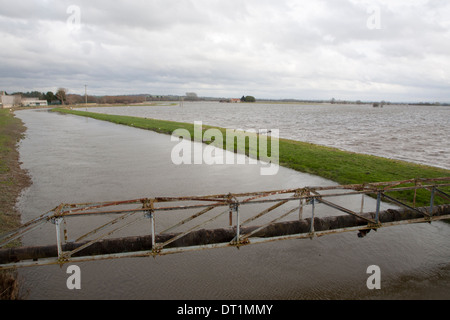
[89,102,450,170]
[14,109,450,300]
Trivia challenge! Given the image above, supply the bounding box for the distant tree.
[55,88,68,105]
[185,92,198,101]
[241,95,255,103]
[45,91,56,104]
[66,94,85,105]
[11,91,43,98]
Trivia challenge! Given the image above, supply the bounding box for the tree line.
[8,88,69,105]
[8,89,175,105]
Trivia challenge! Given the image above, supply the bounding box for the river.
[14,106,450,300]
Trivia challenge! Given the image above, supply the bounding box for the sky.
[1,0,449,102]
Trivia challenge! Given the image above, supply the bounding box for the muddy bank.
[0,109,31,300]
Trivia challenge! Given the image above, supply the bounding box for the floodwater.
[89,102,450,170]
[14,108,450,300]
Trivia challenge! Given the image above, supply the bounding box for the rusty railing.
[0,177,449,269]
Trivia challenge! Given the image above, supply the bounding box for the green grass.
[0,110,19,174]
[52,107,450,207]
[72,102,179,108]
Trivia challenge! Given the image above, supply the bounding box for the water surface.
[89,102,450,170]
[14,109,450,300]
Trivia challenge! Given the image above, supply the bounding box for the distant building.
[219,98,241,103]
[1,92,48,108]
[21,97,48,107]
[1,92,16,109]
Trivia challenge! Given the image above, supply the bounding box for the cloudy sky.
[1,0,449,102]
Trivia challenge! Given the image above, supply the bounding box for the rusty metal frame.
[1,177,449,269]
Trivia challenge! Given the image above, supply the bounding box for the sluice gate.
[1,178,449,270]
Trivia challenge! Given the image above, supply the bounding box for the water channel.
[14,107,450,300]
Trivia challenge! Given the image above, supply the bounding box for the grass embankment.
[0,109,31,300]
[52,107,450,207]
[64,102,179,109]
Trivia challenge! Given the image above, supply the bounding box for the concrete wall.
[1,95,15,109]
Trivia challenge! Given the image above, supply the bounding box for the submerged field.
[52,107,450,207]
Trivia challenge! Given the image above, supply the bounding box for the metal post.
[430,187,435,217]
[235,203,240,243]
[63,218,68,243]
[360,194,365,214]
[144,199,157,250]
[54,218,63,260]
[375,191,381,223]
[150,212,156,249]
[310,198,315,234]
[228,194,233,226]
[229,203,240,244]
[299,198,304,220]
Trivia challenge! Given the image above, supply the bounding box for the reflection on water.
[14,109,450,300]
[89,102,450,170]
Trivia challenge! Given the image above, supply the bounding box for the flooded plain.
[14,107,450,300]
[89,102,450,170]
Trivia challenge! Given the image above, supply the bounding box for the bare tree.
[55,88,68,105]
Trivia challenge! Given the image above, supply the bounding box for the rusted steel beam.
[0,204,448,266]
[316,198,376,224]
[50,177,450,211]
[53,184,450,218]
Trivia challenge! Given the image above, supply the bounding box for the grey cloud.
[0,0,449,102]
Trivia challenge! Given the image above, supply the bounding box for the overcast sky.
[1,0,449,102]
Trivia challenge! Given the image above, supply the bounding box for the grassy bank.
[52,107,450,206]
[0,109,30,300]
[64,102,178,108]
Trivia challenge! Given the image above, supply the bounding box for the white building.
[1,92,16,109]
[0,93,48,108]
[21,98,48,107]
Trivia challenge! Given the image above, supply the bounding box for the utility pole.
[85,85,87,111]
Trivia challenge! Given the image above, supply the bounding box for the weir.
[1,177,449,270]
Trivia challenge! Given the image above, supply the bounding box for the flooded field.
[14,108,450,300]
[89,102,450,170]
